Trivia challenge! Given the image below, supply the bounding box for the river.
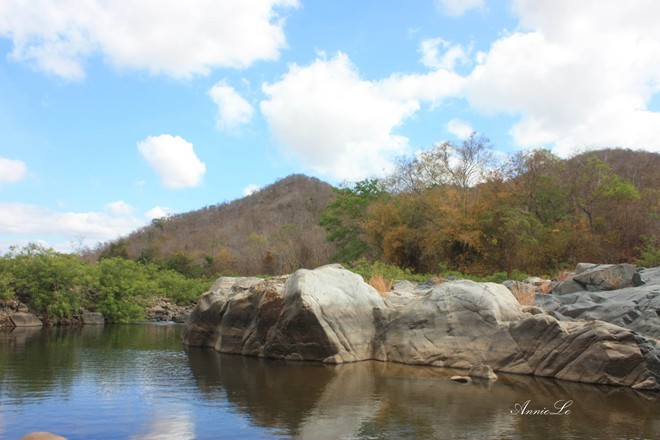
[1,324,658,439]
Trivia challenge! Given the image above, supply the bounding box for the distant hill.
[88,174,337,276]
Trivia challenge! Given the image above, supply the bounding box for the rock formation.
[538,265,660,339]
[183,264,660,391]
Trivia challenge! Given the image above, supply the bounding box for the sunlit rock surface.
[183,264,660,390]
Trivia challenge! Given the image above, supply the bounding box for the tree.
[320,179,386,263]
[504,149,568,226]
[387,132,495,213]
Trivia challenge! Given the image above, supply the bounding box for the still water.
[1,324,658,439]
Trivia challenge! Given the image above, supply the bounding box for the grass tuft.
[512,283,536,306]
[369,274,393,298]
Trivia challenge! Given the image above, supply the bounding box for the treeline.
[0,244,210,323]
[84,174,336,276]
[321,136,660,277]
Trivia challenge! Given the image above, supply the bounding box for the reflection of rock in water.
[185,347,337,434]
[184,351,660,439]
[1,326,43,349]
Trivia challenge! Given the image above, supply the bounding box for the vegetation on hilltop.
[87,144,658,280]
[321,139,660,278]
[83,174,336,276]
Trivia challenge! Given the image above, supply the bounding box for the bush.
[346,258,430,282]
[2,244,89,319]
[90,258,160,322]
[155,269,211,305]
[0,244,212,323]
[636,235,660,267]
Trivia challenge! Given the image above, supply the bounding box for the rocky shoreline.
[182,263,660,391]
[0,297,194,328]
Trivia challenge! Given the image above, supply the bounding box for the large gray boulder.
[538,266,660,339]
[380,281,524,368]
[184,265,660,390]
[265,265,389,363]
[183,266,390,363]
[10,312,43,327]
[572,263,637,291]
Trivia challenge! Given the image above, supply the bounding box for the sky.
[1,0,659,253]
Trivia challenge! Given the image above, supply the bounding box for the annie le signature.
[511,399,573,416]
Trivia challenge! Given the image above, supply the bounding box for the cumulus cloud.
[0,0,299,79]
[461,0,660,155]
[209,80,254,131]
[446,118,474,139]
[138,134,206,189]
[260,52,462,181]
[145,206,171,220]
[243,184,261,196]
[435,0,485,16]
[0,157,28,185]
[420,38,469,70]
[0,201,142,242]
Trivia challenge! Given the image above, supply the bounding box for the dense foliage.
[321,143,660,278]
[0,244,211,323]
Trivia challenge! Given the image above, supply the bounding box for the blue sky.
[1,0,659,252]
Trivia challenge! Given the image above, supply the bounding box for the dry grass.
[602,270,626,289]
[538,281,554,294]
[369,274,393,298]
[554,270,573,283]
[512,283,537,306]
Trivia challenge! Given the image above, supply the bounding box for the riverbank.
[0,297,194,328]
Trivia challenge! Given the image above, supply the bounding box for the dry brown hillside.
[87,174,337,276]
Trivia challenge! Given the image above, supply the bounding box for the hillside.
[88,174,337,276]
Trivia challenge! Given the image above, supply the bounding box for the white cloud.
[145,206,171,220]
[105,200,134,215]
[243,184,260,196]
[138,134,206,189]
[260,52,463,181]
[420,38,468,70]
[460,0,660,155]
[0,202,142,242]
[209,80,254,131]
[0,0,299,79]
[0,157,28,185]
[446,118,474,139]
[436,0,485,16]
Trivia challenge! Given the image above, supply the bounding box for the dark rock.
[572,264,637,291]
[552,279,585,295]
[450,376,472,383]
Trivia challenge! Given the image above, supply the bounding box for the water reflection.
[186,348,660,439]
[1,325,658,439]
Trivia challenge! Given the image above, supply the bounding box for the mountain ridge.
[87,174,337,276]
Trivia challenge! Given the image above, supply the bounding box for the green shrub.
[155,269,211,305]
[3,244,89,319]
[346,258,430,282]
[0,244,211,323]
[635,235,660,267]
